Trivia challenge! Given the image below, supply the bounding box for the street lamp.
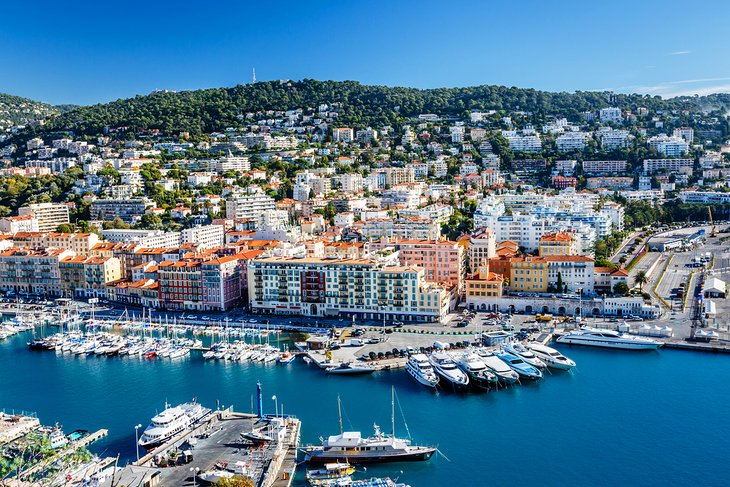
[134,424,142,462]
[190,466,200,487]
[272,395,278,419]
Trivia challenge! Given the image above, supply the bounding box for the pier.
[113,408,301,487]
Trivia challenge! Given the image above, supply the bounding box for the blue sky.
[2,0,728,105]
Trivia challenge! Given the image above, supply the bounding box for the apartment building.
[247,256,449,322]
[538,232,579,256]
[0,215,39,233]
[59,256,122,298]
[11,232,100,254]
[225,194,276,220]
[212,155,250,173]
[643,158,694,175]
[465,263,504,309]
[503,132,542,153]
[466,227,497,273]
[366,238,465,291]
[599,107,621,123]
[510,257,548,293]
[332,127,354,143]
[101,229,181,248]
[201,255,243,311]
[648,135,689,157]
[358,217,441,241]
[156,261,204,311]
[556,132,588,152]
[90,198,152,223]
[0,248,73,296]
[544,255,595,294]
[384,167,415,186]
[597,129,631,150]
[582,160,628,175]
[18,203,70,232]
[181,225,225,249]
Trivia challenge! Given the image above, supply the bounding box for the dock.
[119,408,301,487]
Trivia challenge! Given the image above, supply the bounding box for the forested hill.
[20,80,730,136]
[0,93,60,129]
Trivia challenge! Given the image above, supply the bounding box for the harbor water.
[1,331,729,487]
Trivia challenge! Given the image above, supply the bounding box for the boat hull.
[556,336,662,350]
[407,369,438,388]
[305,448,435,464]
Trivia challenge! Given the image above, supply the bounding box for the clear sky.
[2,0,728,105]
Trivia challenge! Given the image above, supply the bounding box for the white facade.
[18,203,70,232]
[180,225,225,249]
[225,194,276,220]
[599,107,622,123]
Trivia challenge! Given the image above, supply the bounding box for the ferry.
[138,401,211,449]
[556,328,663,350]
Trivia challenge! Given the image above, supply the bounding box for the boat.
[351,478,410,487]
[138,401,212,449]
[49,429,68,449]
[501,342,547,369]
[241,429,273,444]
[473,349,520,383]
[305,390,436,464]
[197,461,250,485]
[326,362,376,375]
[278,351,296,364]
[428,352,469,389]
[555,327,663,350]
[525,343,576,370]
[456,352,498,389]
[306,462,356,486]
[494,350,543,380]
[405,354,439,388]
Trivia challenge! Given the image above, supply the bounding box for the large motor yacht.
[138,401,211,449]
[428,352,469,389]
[555,328,663,350]
[526,343,576,370]
[405,354,439,388]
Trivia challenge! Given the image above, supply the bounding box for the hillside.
[16,80,730,137]
[0,93,60,130]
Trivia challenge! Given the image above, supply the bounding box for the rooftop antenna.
[252,67,257,84]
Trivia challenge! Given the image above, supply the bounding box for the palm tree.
[633,270,648,291]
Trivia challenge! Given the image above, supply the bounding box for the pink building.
[366,238,465,292]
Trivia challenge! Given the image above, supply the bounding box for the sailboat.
[304,388,436,464]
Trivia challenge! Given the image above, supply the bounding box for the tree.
[139,213,163,230]
[633,270,648,291]
[613,282,630,295]
[556,272,564,293]
[213,476,254,487]
[56,223,75,233]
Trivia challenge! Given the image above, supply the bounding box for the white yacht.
[138,401,211,449]
[405,354,439,388]
[456,352,498,389]
[501,342,546,369]
[428,352,469,389]
[474,349,520,384]
[555,328,663,350]
[526,343,576,370]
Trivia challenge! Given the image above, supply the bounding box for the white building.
[648,135,689,157]
[599,107,622,123]
[332,127,354,143]
[181,225,225,249]
[340,173,364,193]
[18,203,70,232]
[643,158,693,174]
[556,132,588,152]
[225,194,276,220]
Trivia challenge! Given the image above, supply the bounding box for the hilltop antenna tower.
[252,68,256,84]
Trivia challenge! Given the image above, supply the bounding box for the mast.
[337,395,343,434]
[391,386,395,437]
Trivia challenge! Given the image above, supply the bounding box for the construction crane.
[708,207,717,237]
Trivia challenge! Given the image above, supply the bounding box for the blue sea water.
[1,332,729,487]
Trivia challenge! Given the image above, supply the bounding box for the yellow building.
[59,256,122,298]
[510,256,548,293]
[538,232,578,256]
[465,264,504,300]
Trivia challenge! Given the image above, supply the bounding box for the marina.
[1,317,730,485]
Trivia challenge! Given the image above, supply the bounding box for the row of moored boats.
[406,341,576,389]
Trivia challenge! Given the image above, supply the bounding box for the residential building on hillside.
[18,203,70,232]
[510,257,548,293]
[90,198,152,223]
[538,232,579,256]
[59,256,122,298]
[225,194,276,220]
